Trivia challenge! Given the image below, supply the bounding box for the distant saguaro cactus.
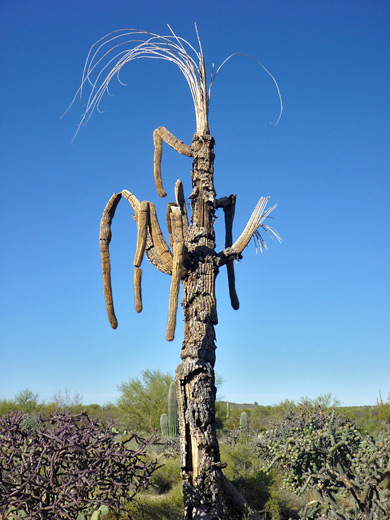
[70,24,281,519]
[240,411,249,434]
[168,381,178,438]
[160,412,169,439]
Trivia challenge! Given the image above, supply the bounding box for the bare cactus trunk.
[176,133,224,519]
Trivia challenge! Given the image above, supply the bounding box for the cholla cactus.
[258,405,390,519]
[70,25,281,520]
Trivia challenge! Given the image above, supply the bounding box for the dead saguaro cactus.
[70,24,282,520]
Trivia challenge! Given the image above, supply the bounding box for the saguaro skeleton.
[71,26,281,520]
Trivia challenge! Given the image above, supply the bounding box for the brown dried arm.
[175,179,189,235]
[99,192,122,329]
[148,202,173,274]
[133,267,143,313]
[165,205,185,341]
[153,127,192,198]
[133,201,149,267]
[122,190,173,275]
[131,200,150,314]
[216,195,239,310]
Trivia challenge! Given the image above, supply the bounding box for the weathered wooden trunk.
[176,133,224,519]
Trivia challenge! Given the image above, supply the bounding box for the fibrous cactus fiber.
[75,25,281,520]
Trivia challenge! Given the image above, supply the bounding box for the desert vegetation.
[1,379,389,519]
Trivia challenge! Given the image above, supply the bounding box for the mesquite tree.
[69,26,281,519]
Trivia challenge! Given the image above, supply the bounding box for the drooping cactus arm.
[166,202,176,248]
[216,195,239,310]
[166,205,186,341]
[133,201,150,267]
[100,189,174,328]
[133,267,143,313]
[153,127,192,198]
[217,196,280,265]
[99,192,122,329]
[131,200,150,314]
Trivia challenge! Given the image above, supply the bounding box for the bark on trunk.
[176,133,224,519]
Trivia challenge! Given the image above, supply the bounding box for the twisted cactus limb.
[99,192,122,329]
[153,127,192,198]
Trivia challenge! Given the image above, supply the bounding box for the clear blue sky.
[1,1,389,407]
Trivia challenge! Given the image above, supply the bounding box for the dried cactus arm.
[133,201,149,267]
[148,202,174,274]
[121,190,173,275]
[153,127,192,198]
[133,267,143,313]
[216,195,239,310]
[175,179,189,235]
[166,202,176,248]
[121,189,141,213]
[166,206,185,341]
[217,196,280,265]
[131,201,151,314]
[99,192,122,329]
[230,197,269,255]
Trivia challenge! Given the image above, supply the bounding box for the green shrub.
[150,456,181,494]
[220,436,290,518]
